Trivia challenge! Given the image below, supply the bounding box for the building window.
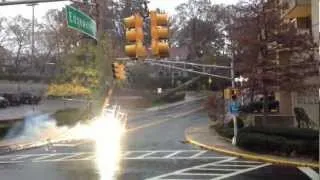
[296,16,311,29]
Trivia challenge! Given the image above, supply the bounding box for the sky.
[0,0,239,21]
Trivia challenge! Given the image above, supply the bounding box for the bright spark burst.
[66,110,125,180]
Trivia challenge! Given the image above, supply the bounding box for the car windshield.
[0,0,319,180]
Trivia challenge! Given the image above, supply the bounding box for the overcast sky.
[0,0,239,21]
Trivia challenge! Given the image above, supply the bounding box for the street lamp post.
[235,75,249,105]
[27,3,37,70]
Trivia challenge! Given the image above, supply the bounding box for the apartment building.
[280,0,319,124]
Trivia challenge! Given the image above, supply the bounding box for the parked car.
[0,96,9,108]
[2,93,21,106]
[20,92,41,105]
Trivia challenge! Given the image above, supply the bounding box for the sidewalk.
[185,124,319,168]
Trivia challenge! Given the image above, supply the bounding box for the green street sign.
[66,5,97,39]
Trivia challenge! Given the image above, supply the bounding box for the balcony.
[297,28,311,35]
[281,0,311,19]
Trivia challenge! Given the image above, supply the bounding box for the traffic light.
[124,13,147,59]
[150,11,170,58]
[112,62,126,80]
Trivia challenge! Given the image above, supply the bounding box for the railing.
[280,0,311,18]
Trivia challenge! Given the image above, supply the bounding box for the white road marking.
[298,167,320,180]
[180,172,223,176]
[52,144,77,147]
[146,158,269,180]
[32,154,58,162]
[45,153,85,162]
[210,164,257,167]
[0,160,23,163]
[197,168,236,171]
[228,160,263,164]
[10,155,33,161]
[163,151,182,158]
[134,152,157,159]
[121,151,132,157]
[146,157,237,180]
[189,151,206,158]
[77,154,96,161]
[213,163,270,180]
[1,150,229,163]
[125,157,227,160]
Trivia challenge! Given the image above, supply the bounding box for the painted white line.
[146,157,236,180]
[52,144,77,147]
[125,157,229,160]
[0,161,23,163]
[124,150,202,153]
[196,168,236,171]
[32,154,57,161]
[11,155,34,161]
[163,151,182,158]
[78,154,96,161]
[121,151,132,157]
[45,153,84,161]
[134,152,158,159]
[180,172,223,176]
[210,164,257,167]
[298,167,319,180]
[190,151,207,158]
[212,163,271,180]
[228,160,263,164]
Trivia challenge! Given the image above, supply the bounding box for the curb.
[0,129,74,155]
[185,128,319,168]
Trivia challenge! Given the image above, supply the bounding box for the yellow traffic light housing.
[150,11,170,58]
[112,62,126,80]
[124,13,146,59]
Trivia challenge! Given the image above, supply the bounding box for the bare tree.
[172,0,227,60]
[5,15,32,73]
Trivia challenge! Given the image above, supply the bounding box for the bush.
[240,100,279,113]
[47,83,91,97]
[0,126,10,139]
[237,127,319,158]
[239,126,317,140]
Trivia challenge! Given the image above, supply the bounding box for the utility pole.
[27,3,37,70]
[231,56,235,88]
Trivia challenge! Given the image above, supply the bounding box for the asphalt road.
[0,100,318,180]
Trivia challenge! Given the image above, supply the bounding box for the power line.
[0,0,67,6]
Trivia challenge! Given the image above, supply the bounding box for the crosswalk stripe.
[163,151,182,158]
[298,167,319,180]
[46,153,84,161]
[11,155,33,161]
[212,163,271,180]
[134,152,157,158]
[189,151,206,158]
[196,168,236,171]
[0,150,230,163]
[32,154,57,161]
[146,157,237,180]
